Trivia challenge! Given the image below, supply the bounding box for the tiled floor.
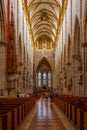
[19,97,76,130]
[29,98,66,130]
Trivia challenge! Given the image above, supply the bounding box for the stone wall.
[55,0,87,97]
[0,0,33,96]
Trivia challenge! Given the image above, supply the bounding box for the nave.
[19,97,76,130]
[0,0,87,130]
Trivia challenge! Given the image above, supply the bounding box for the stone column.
[23,66,26,93]
[81,42,87,96]
[62,67,67,94]
[24,67,27,93]
[72,55,81,96]
[18,61,23,92]
[66,62,72,94]
[60,69,63,94]
[0,41,7,96]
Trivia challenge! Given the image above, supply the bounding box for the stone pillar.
[0,41,7,96]
[72,55,81,96]
[59,71,62,93]
[66,62,72,94]
[81,42,87,97]
[27,71,29,89]
[72,56,75,96]
[18,61,23,92]
[23,66,26,93]
[62,67,67,94]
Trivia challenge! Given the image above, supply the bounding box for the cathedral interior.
[0,0,87,130]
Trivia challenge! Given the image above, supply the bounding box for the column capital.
[0,41,7,46]
[81,42,87,47]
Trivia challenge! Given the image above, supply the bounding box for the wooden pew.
[84,110,87,130]
[0,105,18,130]
[0,102,22,125]
[0,97,36,130]
[76,107,87,130]
[0,117,2,130]
[0,97,35,118]
[0,111,12,130]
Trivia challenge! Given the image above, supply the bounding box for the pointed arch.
[36,57,52,89]
[37,57,52,72]
[36,57,52,71]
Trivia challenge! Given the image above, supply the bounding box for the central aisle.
[28,98,66,130]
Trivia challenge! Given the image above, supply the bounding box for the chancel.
[0,0,87,130]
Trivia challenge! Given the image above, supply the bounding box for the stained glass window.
[43,72,46,87]
[38,72,41,87]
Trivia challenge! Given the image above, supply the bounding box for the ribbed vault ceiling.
[22,0,68,48]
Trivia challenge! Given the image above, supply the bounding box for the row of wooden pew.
[0,96,36,130]
[29,93,41,99]
[53,95,87,130]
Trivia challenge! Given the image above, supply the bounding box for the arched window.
[36,58,52,90]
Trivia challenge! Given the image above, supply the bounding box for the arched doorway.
[36,58,52,92]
